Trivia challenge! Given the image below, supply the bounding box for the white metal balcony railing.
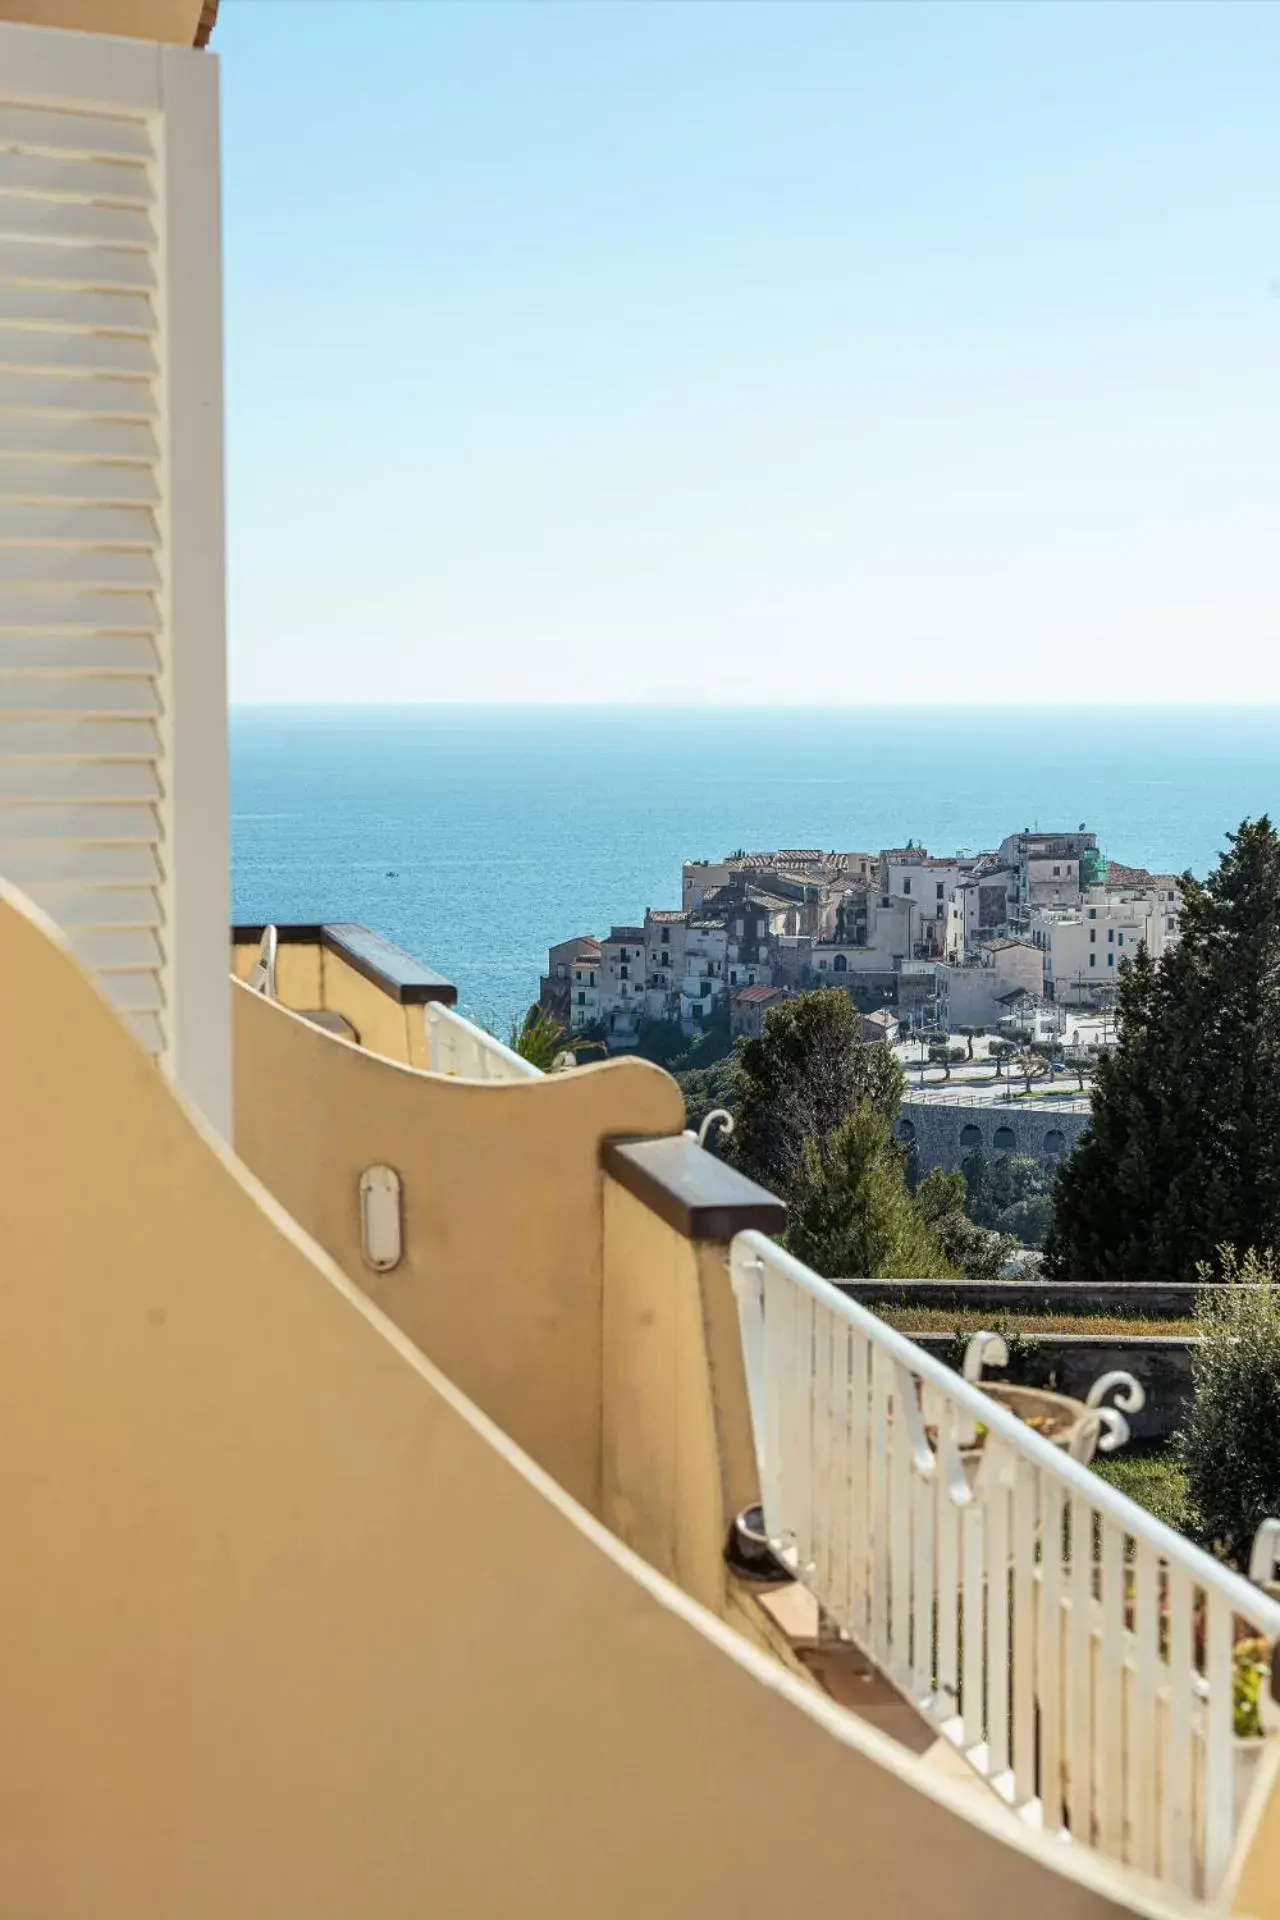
[422,1001,542,1083]
[729,1231,1280,1905]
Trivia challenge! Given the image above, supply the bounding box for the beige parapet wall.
[231,936,431,1067]
[602,1176,761,1615]
[0,882,1207,1920]
[233,979,683,1512]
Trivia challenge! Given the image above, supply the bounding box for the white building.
[643,910,687,1019]
[569,944,601,1029]
[597,926,646,1033]
[680,918,728,1030]
[1030,882,1181,1007]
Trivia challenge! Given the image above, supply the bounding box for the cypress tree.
[731,987,903,1201]
[1046,818,1280,1284]
[787,1102,954,1280]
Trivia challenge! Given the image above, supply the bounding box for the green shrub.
[1178,1246,1280,1567]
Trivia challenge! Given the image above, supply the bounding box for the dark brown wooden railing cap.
[231,923,457,1007]
[602,1135,785,1243]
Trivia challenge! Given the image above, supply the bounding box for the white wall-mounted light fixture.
[359,1165,402,1272]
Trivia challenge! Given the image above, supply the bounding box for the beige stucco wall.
[0,877,1197,1920]
[233,980,684,1512]
[232,936,323,1007]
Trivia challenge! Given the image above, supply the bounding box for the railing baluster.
[985,1444,1011,1785]
[889,1363,912,1689]
[869,1343,892,1670]
[1039,1479,1065,1837]
[1067,1492,1095,1844]
[960,1489,985,1755]
[908,1381,936,1705]
[849,1317,871,1644]
[1202,1587,1234,1897]
[1096,1519,1125,1860]
[830,1322,854,1633]
[1129,1538,1161,1877]
[812,1300,834,1602]
[760,1265,785,1539]
[1010,1455,1038,1809]
[1163,1569,1195,1893]
[936,1433,960,1730]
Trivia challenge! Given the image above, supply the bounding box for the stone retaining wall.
[844,1279,1197,1318]
[898,1095,1090,1174]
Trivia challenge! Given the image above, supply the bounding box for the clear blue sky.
[218,0,1280,705]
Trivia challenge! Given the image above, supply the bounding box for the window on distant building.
[577,992,585,1006]
[936,882,944,899]
[1108,953,1115,967]
[1053,866,1061,877]
[1090,930,1096,945]
[1089,908,1097,920]
[620,964,628,979]
[661,928,670,944]
[903,878,911,894]
[1107,929,1113,944]
[1118,933,1124,946]
[1090,954,1096,968]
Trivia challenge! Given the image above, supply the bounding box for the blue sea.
[231,706,1280,1028]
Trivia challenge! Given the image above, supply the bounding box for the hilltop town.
[539,827,1183,1048]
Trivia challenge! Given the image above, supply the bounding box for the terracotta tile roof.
[604,926,645,944]
[734,985,787,1004]
[646,910,689,925]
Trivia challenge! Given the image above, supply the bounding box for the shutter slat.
[0,240,154,291]
[0,677,160,715]
[0,716,159,755]
[0,548,158,587]
[0,415,156,460]
[0,589,158,631]
[123,1009,163,1052]
[0,153,152,206]
[0,372,156,419]
[0,800,158,841]
[0,633,157,671]
[0,760,159,799]
[21,882,160,927]
[0,841,159,884]
[67,925,162,968]
[0,106,153,162]
[99,967,163,1012]
[0,284,154,332]
[0,329,157,376]
[0,198,154,249]
[0,503,156,545]
[0,462,159,504]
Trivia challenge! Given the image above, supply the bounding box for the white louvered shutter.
[0,22,229,1135]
